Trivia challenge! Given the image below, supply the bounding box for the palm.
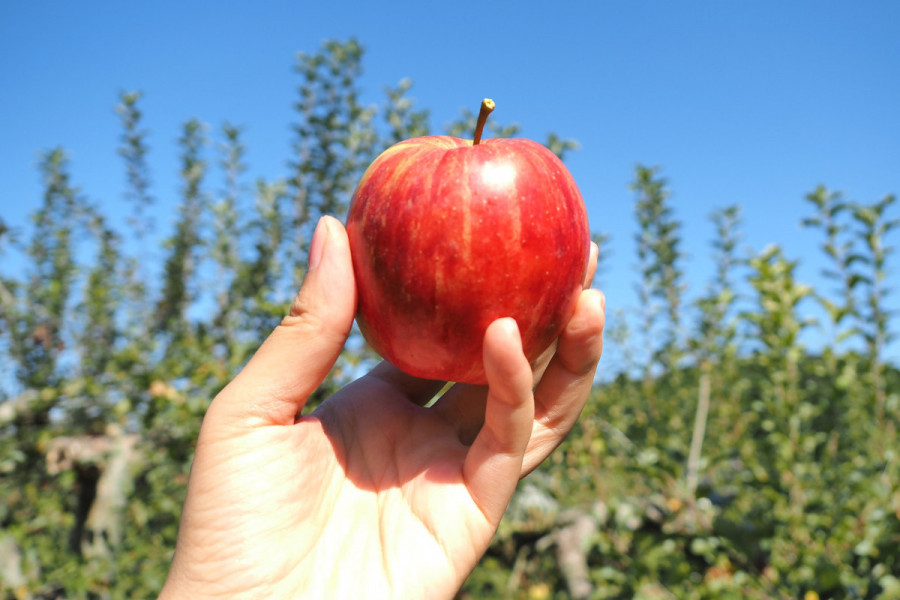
[305,379,495,597]
[183,370,509,598]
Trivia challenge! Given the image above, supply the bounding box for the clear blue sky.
[1,1,899,366]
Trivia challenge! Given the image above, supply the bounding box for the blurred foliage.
[461,173,900,599]
[1,38,899,599]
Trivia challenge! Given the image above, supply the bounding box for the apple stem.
[473,98,495,145]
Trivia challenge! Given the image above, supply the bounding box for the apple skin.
[346,135,590,384]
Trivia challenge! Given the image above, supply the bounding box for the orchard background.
[2,13,899,600]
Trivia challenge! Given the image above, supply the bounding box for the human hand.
[160,216,605,599]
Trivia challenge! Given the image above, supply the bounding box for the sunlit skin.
[346,105,590,385]
[160,216,605,599]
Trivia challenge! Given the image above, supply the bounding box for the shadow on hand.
[310,368,489,494]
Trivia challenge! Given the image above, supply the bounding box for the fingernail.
[495,317,522,343]
[308,217,328,270]
[505,317,522,340]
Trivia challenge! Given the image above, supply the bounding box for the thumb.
[212,216,356,427]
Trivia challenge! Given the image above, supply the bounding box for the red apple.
[346,99,590,384]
